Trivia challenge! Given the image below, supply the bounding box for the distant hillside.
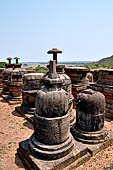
[86,54,113,69]
[97,55,113,64]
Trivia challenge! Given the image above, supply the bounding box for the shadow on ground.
[15,153,25,169]
[23,121,34,130]
[12,110,22,117]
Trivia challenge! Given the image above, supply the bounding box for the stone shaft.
[48,60,57,79]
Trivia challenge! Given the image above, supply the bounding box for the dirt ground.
[0,96,113,170]
[0,97,33,170]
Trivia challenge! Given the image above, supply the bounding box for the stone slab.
[17,139,90,170]
[15,106,33,124]
[1,94,22,105]
[87,130,113,156]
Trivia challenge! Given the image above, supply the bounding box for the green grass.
[25,66,48,73]
[0,62,6,68]
[35,66,48,73]
[26,67,33,70]
[85,62,113,69]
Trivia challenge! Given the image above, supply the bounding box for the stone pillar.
[47,49,75,126]
[14,56,19,64]
[7,57,12,65]
[14,57,22,68]
[48,60,57,79]
[71,89,108,144]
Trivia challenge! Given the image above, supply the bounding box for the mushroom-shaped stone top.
[7,57,12,60]
[47,48,62,54]
[14,56,20,64]
[14,56,20,59]
[7,57,12,64]
[47,48,62,64]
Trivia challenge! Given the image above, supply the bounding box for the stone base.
[1,90,9,95]
[15,106,33,124]
[17,138,90,170]
[71,125,108,144]
[21,106,35,115]
[1,94,22,105]
[71,126,113,155]
[86,130,113,156]
[17,130,113,169]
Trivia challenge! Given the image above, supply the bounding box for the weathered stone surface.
[17,60,80,169]
[47,48,62,64]
[87,130,113,156]
[85,72,93,83]
[19,73,44,115]
[76,89,105,131]
[64,67,89,84]
[0,68,4,88]
[8,67,27,100]
[34,113,70,145]
[23,73,44,90]
[71,89,108,144]
[47,50,75,125]
[90,69,113,119]
[17,139,89,170]
[64,67,90,108]
[2,67,13,94]
[36,89,69,118]
[90,69,99,82]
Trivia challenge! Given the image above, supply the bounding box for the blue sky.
[0,0,113,62]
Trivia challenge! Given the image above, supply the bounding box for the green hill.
[97,55,113,64]
[86,55,113,69]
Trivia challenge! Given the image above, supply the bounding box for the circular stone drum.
[29,113,74,160]
[71,89,108,144]
[2,68,13,94]
[21,73,44,114]
[8,68,27,98]
[0,68,4,88]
